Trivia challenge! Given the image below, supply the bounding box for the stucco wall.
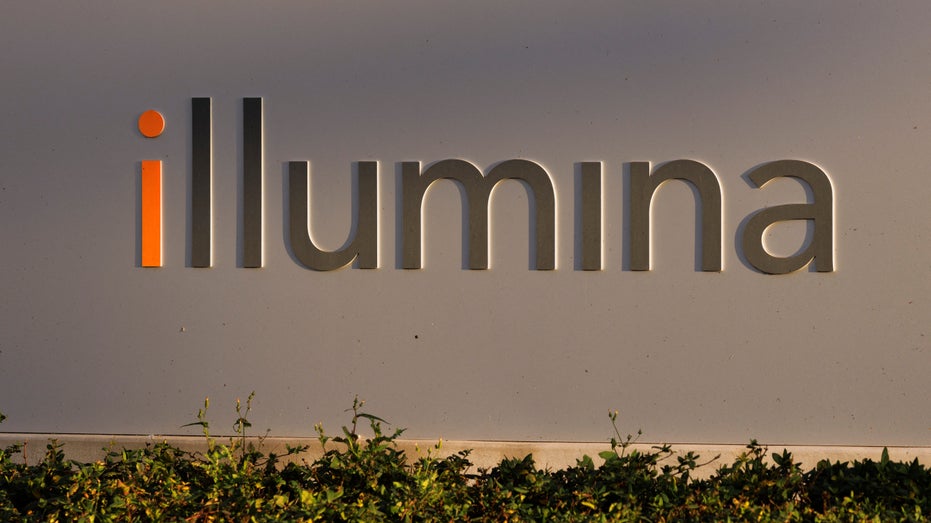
[1,1,929,445]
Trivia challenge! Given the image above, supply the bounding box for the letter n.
[629,160,723,271]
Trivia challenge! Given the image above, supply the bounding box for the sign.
[138,99,835,274]
[1,1,928,445]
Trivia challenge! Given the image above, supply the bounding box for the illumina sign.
[139,98,834,275]
[8,1,931,447]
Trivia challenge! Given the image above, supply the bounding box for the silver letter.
[629,160,722,271]
[401,159,556,270]
[242,97,263,268]
[191,97,212,268]
[742,160,834,274]
[581,162,602,271]
[287,161,378,270]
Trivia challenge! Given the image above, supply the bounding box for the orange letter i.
[139,109,165,267]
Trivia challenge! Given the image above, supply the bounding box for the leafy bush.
[1,401,929,521]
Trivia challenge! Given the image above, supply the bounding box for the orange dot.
[138,110,165,138]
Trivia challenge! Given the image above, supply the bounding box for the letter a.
[742,160,834,274]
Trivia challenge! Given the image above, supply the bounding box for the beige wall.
[0,1,929,446]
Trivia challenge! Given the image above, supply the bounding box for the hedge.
[2,397,929,522]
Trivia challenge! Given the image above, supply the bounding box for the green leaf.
[356,413,389,424]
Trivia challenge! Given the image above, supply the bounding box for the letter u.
[287,161,378,270]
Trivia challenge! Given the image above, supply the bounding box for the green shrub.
[1,402,929,522]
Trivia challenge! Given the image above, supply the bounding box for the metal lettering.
[581,162,602,271]
[401,159,556,270]
[242,97,263,268]
[629,160,723,271]
[742,160,834,274]
[287,161,378,271]
[191,97,212,268]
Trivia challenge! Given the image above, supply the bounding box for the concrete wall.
[1,1,929,446]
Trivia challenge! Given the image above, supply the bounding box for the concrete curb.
[3,434,930,478]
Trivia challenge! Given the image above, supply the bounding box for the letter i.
[138,109,165,267]
[580,162,602,270]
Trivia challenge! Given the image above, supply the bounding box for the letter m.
[401,159,556,270]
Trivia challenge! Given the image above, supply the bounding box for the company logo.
[138,98,834,274]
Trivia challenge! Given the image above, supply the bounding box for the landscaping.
[1,397,929,522]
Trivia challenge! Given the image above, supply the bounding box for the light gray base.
[3,434,929,479]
